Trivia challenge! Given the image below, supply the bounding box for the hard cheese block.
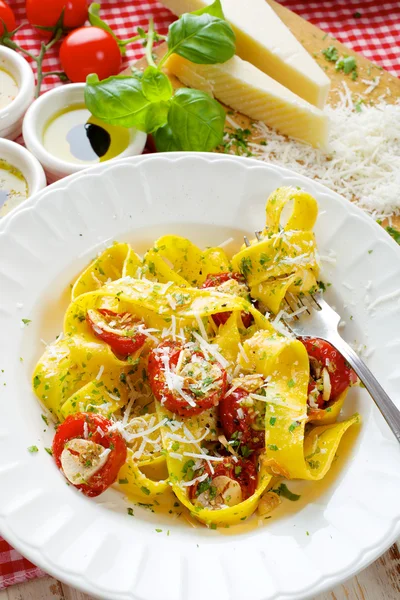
[166,53,329,148]
[160,0,330,109]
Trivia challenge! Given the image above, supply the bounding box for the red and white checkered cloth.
[1,0,399,591]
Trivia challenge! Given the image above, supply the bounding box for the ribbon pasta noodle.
[32,187,359,528]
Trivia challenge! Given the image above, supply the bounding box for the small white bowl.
[0,46,35,140]
[0,138,46,214]
[22,83,147,182]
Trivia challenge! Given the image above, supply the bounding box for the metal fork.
[282,292,400,443]
[243,234,400,442]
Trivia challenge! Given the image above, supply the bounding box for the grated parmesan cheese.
[225,85,400,217]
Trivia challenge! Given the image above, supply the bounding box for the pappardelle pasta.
[33,186,359,528]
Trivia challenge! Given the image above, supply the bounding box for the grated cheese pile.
[224,83,400,219]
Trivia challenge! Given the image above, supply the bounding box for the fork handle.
[330,334,400,443]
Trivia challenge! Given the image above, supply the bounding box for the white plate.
[0,153,400,600]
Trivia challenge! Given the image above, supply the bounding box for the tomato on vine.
[26,0,88,37]
[60,26,122,83]
[0,1,16,36]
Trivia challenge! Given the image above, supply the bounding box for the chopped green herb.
[210,523,217,530]
[322,45,339,62]
[171,441,180,452]
[41,414,49,426]
[155,528,162,533]
[44,447,53,456]
[127,507,134,516]
[27,445,38,453]
[386,226,400,245]
[269,417,276,426]
[119,478,129,484]
[240,256,252,277]
[267,444,278,452]
[273,483,300,501]
[288,421,300,433]
[141,486,151,495]
[287,379,295,388]
[22,318,31,325]
[33,375,41,389]
[336,55,357,75]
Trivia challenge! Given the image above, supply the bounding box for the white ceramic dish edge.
[22,83,147,183]
[0,46,35,140]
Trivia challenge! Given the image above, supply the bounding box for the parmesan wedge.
[166,54,329,148]
[160,0,330,108]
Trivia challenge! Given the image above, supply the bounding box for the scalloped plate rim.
[0,153,400,600]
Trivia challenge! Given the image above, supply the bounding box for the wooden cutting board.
[129,0,400,227]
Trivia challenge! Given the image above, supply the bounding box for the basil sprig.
[84,0,235,152]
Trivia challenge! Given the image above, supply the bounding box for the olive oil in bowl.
[43,104,130,165]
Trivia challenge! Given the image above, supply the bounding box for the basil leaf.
[191,0,225,19]
[142,66,173,102]
[88,3,125,55]
[153,124,181,152]
[167,13,235,64]
[167,88,225,151]
[85,74,170,133]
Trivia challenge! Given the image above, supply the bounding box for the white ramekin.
[0,137,46,210]
[0,46,35,140]
[22,83,147,182]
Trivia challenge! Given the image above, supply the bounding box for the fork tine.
[309,293,322,310]
[255,231,262,241]
[243,236,250,247]
[282,297,298,319]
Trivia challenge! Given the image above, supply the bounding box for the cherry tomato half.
[52,413,127,497]
[0,1,16,35]
[219,387,265,450]
[201,272,253,328]
[189,456,257,504]
[26,0,88,36]
[86,308,147,356]
[301,337,357,408]
[148,341,228,417]
[60,26,121,83]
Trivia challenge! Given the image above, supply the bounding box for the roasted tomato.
[189,456,257,508]
[148,341,227,417]
[52,413,127,497]
[301,337,357,409]
[86,308,147,356]
[201,272,253,328]
[219,374,266,450]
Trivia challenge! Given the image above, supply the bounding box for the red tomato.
[148,341,228,417]
[301,337,357,407]
[26,0,88,36]
[201,272,253,328]
[86,308,146,356]
[59,27,121,83]
[52,413,127,497]
[219,387,265,450]
[189,456,257,502]
[0,1,16,35]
